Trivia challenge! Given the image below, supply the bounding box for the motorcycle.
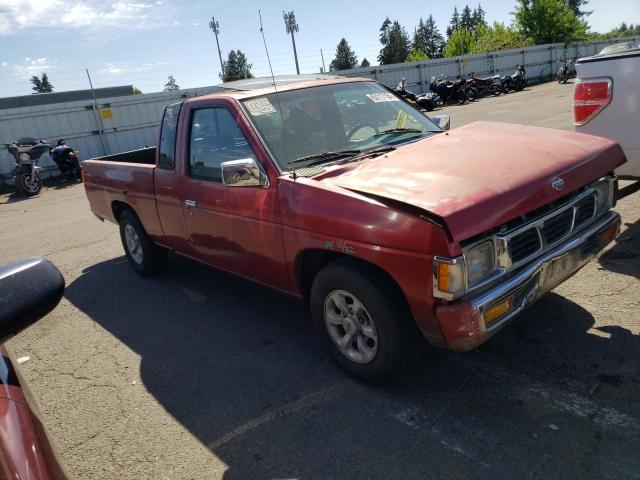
[429,76,467,106]
[467,72,502,97]
[395,79,440,111]
[6,138,51,196]
[50,143,82,181]
[506,64,527,91]
[557,59,575,84]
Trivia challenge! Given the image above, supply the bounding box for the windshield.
[240,81,440,170]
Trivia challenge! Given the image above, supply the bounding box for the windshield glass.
[240,81,440,170]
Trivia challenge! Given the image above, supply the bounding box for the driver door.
[178,101,288,290]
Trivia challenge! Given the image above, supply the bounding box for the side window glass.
[189,108,256,181]
[158,102,182,169]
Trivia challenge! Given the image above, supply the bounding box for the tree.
[443,28,477,57]
[329,38,358,71]
[470,23,535,53]
[446,7,460,37]
[565,0,591,17]
[360,58,371,68]
[460,5,474,30]
[406,48,428,62]
[378,19,410,65]
[30,72,53,93]
[472,4,487,29]
[413,15,445,58]
[514,0,588,44]
[221,50,254,82]
[163,75,180,91]
[133,87,143,95]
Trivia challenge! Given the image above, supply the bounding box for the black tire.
[516,78,526,91]
[118,209,167,276]
[310,261,412,384]
[560,75,568,85]
[465,87,478,102]
[16,173,42,196]
[490,84,502,96]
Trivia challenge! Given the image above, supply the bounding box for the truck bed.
[575,50,640,178]
[90,146,156,165]
[82,151,163,237]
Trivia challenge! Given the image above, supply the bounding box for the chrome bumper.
[436,210,621,351]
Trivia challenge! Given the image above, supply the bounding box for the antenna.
[259,10,277,89]
[258,10,296,178]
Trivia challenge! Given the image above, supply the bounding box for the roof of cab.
[188,74,373,103]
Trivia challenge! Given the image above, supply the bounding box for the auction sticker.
[366,92,399,103]
[245,97,277,116]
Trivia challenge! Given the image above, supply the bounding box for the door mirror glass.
[431,114,450,131]
[221,158,268,188]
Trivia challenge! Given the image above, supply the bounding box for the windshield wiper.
[290,149,361,166]
[374,128,424,137]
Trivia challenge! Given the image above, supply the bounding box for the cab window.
[188,107,256,182]
[158,102,182,169]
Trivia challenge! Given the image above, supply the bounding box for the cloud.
[3,57,57,80]
[96,59,179,76]
[0,0,176,35]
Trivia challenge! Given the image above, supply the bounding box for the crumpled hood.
[322,121,625,242]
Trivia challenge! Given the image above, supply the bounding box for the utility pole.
[85,68,109,155]
[209,16,225,79]
[283,10,300,75]
[320,49,326,73]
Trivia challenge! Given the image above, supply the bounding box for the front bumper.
[436,211,621,352]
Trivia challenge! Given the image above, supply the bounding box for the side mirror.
[432,115,451,131]
[0,258,65,344]
[221,158,269,188]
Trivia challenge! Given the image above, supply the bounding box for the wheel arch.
[295,249,411,313]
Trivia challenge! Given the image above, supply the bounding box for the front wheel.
[559,75,568,84]
[118,209,167,275]
[16,172,42,196]
[465,87,478,102]
[516,78,526,91]
[490,84,502,96]
[310,262,412,384]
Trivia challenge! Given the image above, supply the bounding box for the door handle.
[185,199,197,208]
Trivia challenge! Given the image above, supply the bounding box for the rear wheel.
[310,261,412,384]
[490,84,502,96]
[118,209,167,275]
[516,78,526,91]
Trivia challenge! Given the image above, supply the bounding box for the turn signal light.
[484,296,514,326]
[573,78,612,126]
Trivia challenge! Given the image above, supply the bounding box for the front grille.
[542,209,574,244]
[575,196,595,226]
[510,229,541,263]
[503,191,600,267]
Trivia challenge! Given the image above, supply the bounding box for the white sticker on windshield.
[366,92,399,103]
[245,97,277,116]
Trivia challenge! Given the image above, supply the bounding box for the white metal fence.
[0,86,223,186]
[1,36,637,186]
[334,36,640,93]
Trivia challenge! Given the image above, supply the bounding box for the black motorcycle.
[50,144,82,181]
[505,64,527,91]
[467,72,502,97]
[395,79,440,111]
[6,138,51,196]
[429,77,467,105]
[557,59,575,84]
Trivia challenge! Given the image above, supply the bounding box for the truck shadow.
[598,219,640,278]
[65,255,640,479]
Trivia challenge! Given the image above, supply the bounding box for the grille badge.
[551,177,565,191]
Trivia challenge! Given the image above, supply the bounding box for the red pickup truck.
[83,76,625,383]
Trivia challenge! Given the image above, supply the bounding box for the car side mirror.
[0,258,65,344]
[431,115,451,131]
[221,158,269,188]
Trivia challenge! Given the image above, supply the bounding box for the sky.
[1,0,639,97]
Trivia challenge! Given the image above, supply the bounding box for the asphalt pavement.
[1,80,638,480]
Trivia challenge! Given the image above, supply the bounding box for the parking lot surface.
[1,81,639,480]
